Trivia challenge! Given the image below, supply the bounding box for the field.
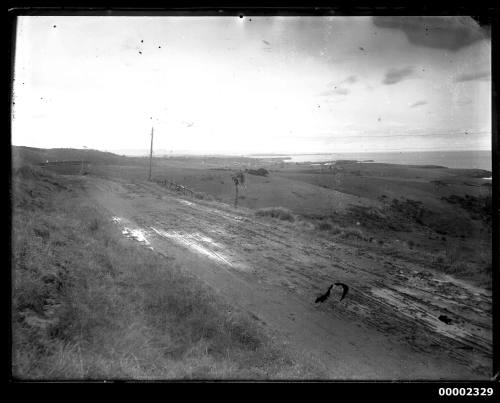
[11,146,493,379]
[85,152,492,288]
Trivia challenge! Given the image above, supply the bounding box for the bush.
[318,222,332,231]
[315,221,342,235]
[88,218,100,232]
[441,194,492,224]
[193,191,215,201]
[255,207,295,222]
[293,219,316,231]
[339,227,365,241]
[246,168,269,177]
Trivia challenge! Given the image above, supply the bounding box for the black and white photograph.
[9,11,495,383]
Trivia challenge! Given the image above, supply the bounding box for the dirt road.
[86,176,492,379]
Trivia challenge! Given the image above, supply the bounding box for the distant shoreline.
[245,150,490,156]
[11,145,492,172]
[246,150,492,171]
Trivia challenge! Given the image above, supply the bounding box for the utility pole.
[80,146,87,175]
[148,126,154,181]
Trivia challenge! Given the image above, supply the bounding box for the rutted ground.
[87,176,492,379]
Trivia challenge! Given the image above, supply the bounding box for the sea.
[247,150,492,172]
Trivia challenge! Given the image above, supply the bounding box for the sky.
[11,15,491,155]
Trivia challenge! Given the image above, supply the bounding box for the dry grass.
[431,244,491,288]
[255,207,295,222]
[193,191,216,201]
[305,216,367,241]
[11,167,315,380]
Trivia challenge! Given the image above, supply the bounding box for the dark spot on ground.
[438,315,452,325]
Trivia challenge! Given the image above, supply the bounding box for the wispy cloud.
[454,70,491,82]
[373,16,489,51]
[382,66,415,85]
[342,75,358,85]
[319,87,350,96]
[409,100,427,108]
[319,75,357,97]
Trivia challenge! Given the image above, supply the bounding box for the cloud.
[454,70,491,82]
[409,100,427,108]
[343,75,358,85]
[320,75,358,97]
[319,87,350,96]
[382,66,415,85]
[373,16,490,51]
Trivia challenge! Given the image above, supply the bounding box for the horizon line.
[11,145,492,156]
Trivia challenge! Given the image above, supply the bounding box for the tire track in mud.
[90,177,492,378]
[119,180,492,371]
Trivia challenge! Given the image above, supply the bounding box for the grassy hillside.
[12,146,131,167]
[11,166,315,379]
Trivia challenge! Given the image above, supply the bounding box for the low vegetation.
[431,243,491,287]
[12,167,313,380]
[246,168,269,177]
[442,194,492,225]
[293,204,491,288]
[193,191,216,201]
[255,207,295,222]
[313,219,367,241]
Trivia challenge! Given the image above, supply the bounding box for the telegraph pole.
[81,146,87,175]
[148,126,154,181]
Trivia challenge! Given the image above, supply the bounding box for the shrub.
[255,207,295,222]
[318,222,332,231]
[294,219,316,231]
[193,192,215,201]
[339,227,365,241]
[246,168,269,177]
[441,194,492,225]
[88,218,100,233]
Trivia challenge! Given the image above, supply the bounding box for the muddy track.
[87,177,492,379]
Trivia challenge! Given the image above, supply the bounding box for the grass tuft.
[255,207,295,222]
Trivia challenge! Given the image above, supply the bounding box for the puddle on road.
[150,227,248,271]
[179,200,194,206]
[111,216,153,250]
[196,234,221,247]
[122,227,150,245]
